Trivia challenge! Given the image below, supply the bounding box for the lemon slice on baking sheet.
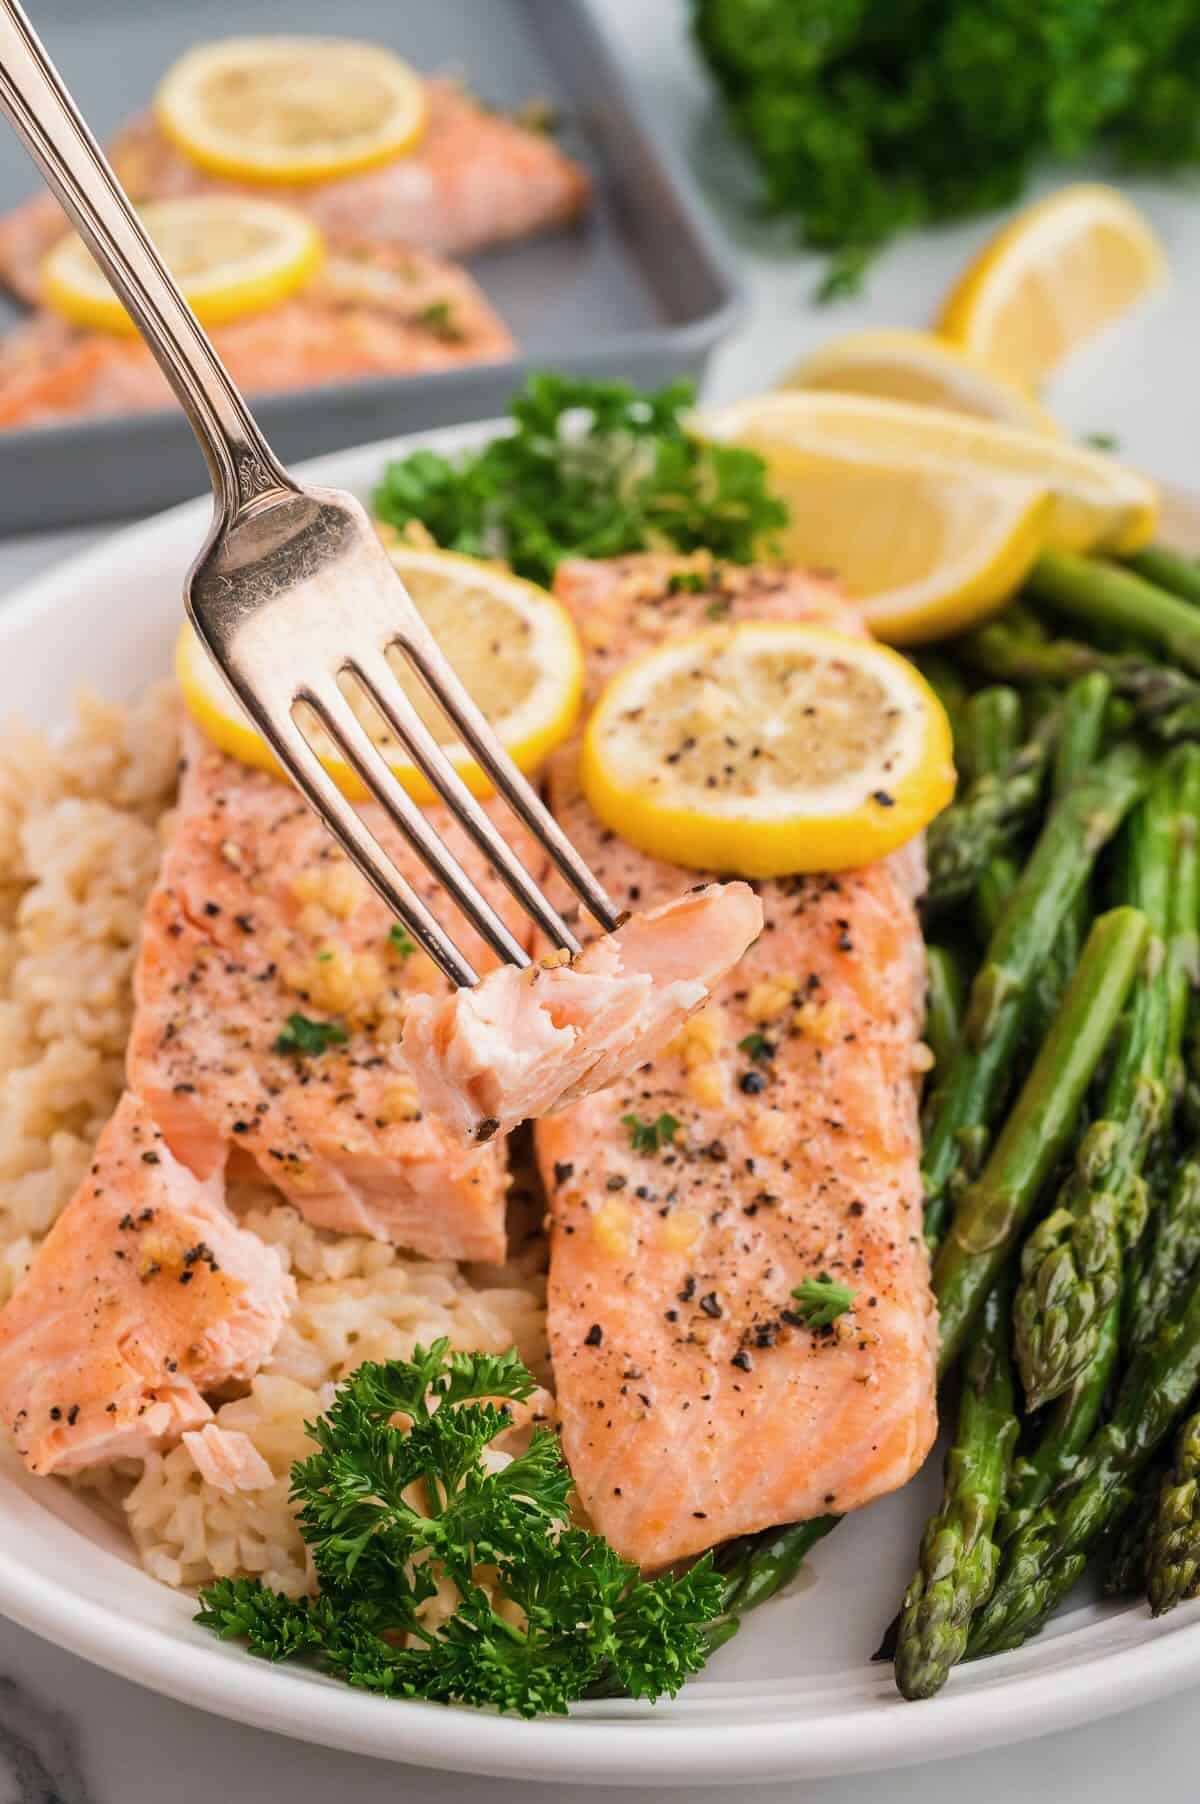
[177,547,584,805]
[580,621,955,878]
[156,36,428,185]
[42,196,323,334]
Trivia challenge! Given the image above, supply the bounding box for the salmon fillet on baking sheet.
[534,555,937,1569]
[127,723,539,1263]
[0,79,590,305]
[0,1090,292,1477]
[0,246,512,431]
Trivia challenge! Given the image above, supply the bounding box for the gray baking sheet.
[0,0,742,531]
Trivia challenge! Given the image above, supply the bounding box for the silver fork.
[0,0,618,988]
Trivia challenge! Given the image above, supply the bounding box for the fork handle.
[0,0,292,522]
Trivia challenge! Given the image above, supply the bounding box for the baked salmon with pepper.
[0,79,589,306]
[0,1091,293,1477]
[0,245,512,431]
[127,724,536,1261]
[402,881,763,1145]
[534,555,937,1569]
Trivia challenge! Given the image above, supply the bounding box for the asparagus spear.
[1127,1160,1200,1354]
[923,712,1058,917]
[715,1515,838,1617]
[1146,1407,1200,1615]
[924,946,965,1076]
[1023,673,1114,1045]
[921,742,1150,1248]
[1013,764,1178,1410]
[1127,544,1200,609]
[894,1280,1018,1700]
[1163,747,1200,1108]
[958,688,1024,942]
[1002,1301,1122,1543]
[934,906,1149,1375]
[958,619,1200,743]
[1103,1452,1166,1596]
[1029,551,1200,678]
[968,1256,1200,1657]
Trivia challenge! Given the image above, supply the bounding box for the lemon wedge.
[699,391,1158,642]
[779,328,1059,435]
[938,183,1167,388]
[580,622,955,877]
[42,196,323,334]
[177,547,584,804]
[156,37,428,185]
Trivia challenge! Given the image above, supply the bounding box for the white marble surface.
[3,1,1200,1797]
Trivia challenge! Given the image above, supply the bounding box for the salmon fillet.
[0,245,512,431]
[0,79,590,305]
[127,724,536,1261]
[534,556,937,1568]
[0,1091,293,1476]
[402,882,763,1145]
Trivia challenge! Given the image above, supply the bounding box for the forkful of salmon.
[0,0,761,1128]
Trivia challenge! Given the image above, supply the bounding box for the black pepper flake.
[138,1208,155,1223]
[49,1406,62,1421]
[699,1291,722,1318]
[553,1161,574,1186]
[693,1511,708,1520]
[118,1213,135,1231]
[140,1150,160,1165]
[872,789,895,807]
[665,1308,679,1322]
[66,1405,79,1426]
[739,1070,767,1095]
[179,1270,195,1285]
[203,901,221,917]
[679,1275,696,1302]
[605,1174,627,1192]
[584,1323,603,1347]
[731,1350,752,1372]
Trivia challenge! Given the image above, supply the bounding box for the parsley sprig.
[622,1112,681,1155]
[388,923,416,958]
[196,1342,720,1717]
[790,1273,855,1329]
[372,374,787,587]
[274,1013,348,1057]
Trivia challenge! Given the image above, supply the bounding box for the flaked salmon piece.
[0,1091,293,1477]
[182,1423,275,1493]
[0,245,512,431]
[402,882,763,1145]
[0,80,589,305]
[533,556,936,1568]
[127,724,537,1260]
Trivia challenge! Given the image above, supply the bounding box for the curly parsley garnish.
[790,1274,855,1329]
[622,1112,681,1155]
[195,1342,721,1717]
[372,374,788,587]
[388,923,416,958]
[273,1013,348,1057]
[737,1031,775,1063]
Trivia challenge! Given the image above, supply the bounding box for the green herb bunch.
[373,374,787,587]
[692,0,1200,295]
[197,1341,721,1717]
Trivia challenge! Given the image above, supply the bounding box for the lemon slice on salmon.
[177,546,584,804]
[938,183,1167,388]
[779,328,1059,435]
[156,37,428,185]
[42,196,323,334]
[580,622,955,877]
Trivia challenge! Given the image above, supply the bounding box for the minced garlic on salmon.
[0,245,512,431]
[534,555,937,1569]
[0,1091,293,1477]
[402,882,764,1145]
[0,78,590,306]
[127,723,537,1261]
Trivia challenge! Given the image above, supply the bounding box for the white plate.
[1,425,1199,1788]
